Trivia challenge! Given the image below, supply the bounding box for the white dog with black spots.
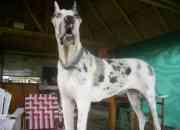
[51,1,161,130]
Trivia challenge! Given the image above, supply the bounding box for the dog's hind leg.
[127,90,146,130]
[76,99,91,130]
[61,95,75,130]
[145,93,161,130]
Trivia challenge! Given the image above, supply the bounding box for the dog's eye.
[74,14,81,19]
[55,13,62,18]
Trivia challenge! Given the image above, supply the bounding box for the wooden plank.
[79,2,95,40]
[108,96,117,130]
[0,27,54,39]
[152,7,169,32]
[160,0,180,9]
[23,0,44,32]
[111,0,143,40]
[86,0,113,35]
[139,0,180,14]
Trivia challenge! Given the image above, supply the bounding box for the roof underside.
[0,0,180,54]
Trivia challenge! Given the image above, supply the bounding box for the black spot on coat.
[112,65,121,71]
[83,64,87,72]
[106,87,110,90]
[107,59,113,64]
[125,67,131,75]
[99,74,104,82]
[119,62,124,66]
[85,49,89,55]
[103,86,110,90]
[109,76,117,83]
[110,72,113,75]
[137,62,141,69]
[77,67,81,72]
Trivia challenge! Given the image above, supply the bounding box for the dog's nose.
[64,15,74,25]
[66,27,72,34]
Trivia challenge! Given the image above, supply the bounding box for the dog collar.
[59,48,84,70]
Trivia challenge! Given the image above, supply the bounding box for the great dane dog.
[51,1,161,130]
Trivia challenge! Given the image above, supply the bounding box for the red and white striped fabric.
[25,94,64,130]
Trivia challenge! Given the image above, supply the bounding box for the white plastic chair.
[0,88,24,130]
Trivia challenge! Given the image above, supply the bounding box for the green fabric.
[116,32,180,128]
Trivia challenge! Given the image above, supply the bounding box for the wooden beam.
[44,0,50,32]
[86,22,94,40]
[3,50,57,58]
[79,3,95,40]
[85,0,126,46]
[160,0,180,9]
[111,0,144,40]
[0,27,117,49]
[0,27,54,39]
[152,7,169,32]
[23,0,44,32]
[86,0,113,35]
[108,97,117,130]
[139,0,180,14]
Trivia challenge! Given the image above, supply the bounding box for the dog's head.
[52,1,82,67]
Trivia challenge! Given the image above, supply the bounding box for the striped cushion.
[25,94,64,130]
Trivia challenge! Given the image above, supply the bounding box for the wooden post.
[108,96,117,130]
[130,112,139,130]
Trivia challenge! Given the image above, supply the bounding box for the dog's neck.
[58,46,84,70]
[58,45,96,74]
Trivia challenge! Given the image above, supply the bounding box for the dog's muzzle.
[61,34,74,45]
[65,34,74,41]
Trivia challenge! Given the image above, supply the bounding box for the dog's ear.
[54,1,61,13]
[72,1,78,15]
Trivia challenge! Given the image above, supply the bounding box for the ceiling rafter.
[86,0,113,35]
[111,0,144,40]
[23,0,44,32]
[44,0,50,32]
[0,26,113,49]
[83,20,94,40]
[85,0,127,47]
[152,7,169,32]
[80,3,95,40]
[0,27,53,39]
[3,50,57,58]
[83,17,94,40]
[139,0,180,14]
[160,0,180,9]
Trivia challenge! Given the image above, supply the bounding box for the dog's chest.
[60,66,91,87]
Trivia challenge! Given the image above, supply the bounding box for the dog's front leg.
[61,94,75,130]
[77,99,91,130]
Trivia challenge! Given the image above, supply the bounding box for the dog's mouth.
[65,34,74,41]
[60,33,74,65]
[61,34,74,45]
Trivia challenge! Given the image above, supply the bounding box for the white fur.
[52,2,161,130]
